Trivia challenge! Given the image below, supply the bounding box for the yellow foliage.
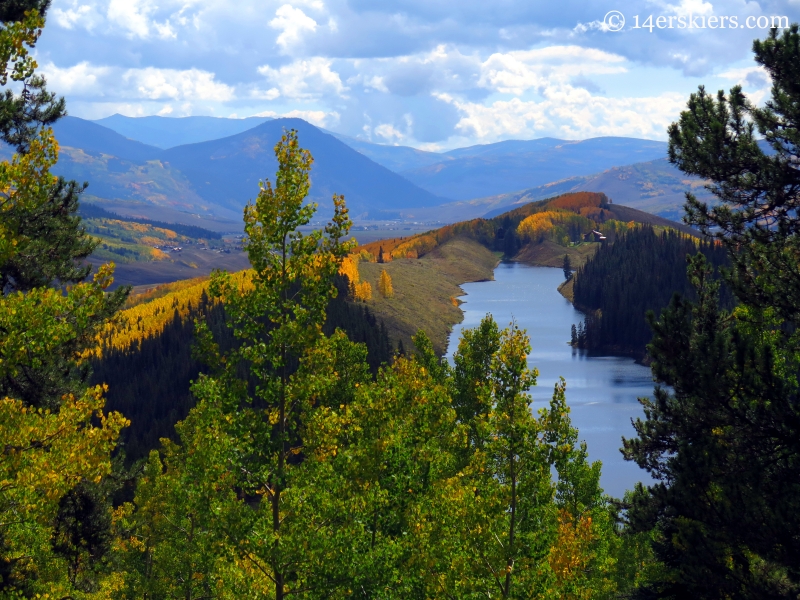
[378,269,393,298]
[517,210,594,245]
[391,234,436,259]
[548,510,597,598]
[154,226,178,239]
[339,254,360,285]
[353,280,372,301]
[547,191,607,212]
[0,388,127,594]
[340,254,375,300]
[0,130,59,264]
[91,270,253,357]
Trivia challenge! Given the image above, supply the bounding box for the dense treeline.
[91,274,393,464]
[571,226,732,357]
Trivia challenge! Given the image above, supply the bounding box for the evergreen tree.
[624,25,800,598]
[667,25,800,321]
[562,253,572,281]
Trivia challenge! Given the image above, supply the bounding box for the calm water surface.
[445,262,655,498]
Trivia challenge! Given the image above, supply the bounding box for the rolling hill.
[402,158,713,223]
[397,137,669,200]
[91,115,678,210]
[94,114,273,149]
[53,116,162,162]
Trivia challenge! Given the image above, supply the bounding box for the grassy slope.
[514,239,600,268]
[557,277,575,303]
[358,237,499,355]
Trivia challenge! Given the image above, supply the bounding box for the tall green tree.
[0,5,130,596]
[667,24,800,321]
[624,24,800,598]
[0,1,126,410]
[122,130,355,599]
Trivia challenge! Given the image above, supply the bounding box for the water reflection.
[445,262,655,498]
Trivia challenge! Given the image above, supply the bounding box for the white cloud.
[258,57,346,99]
[42,62,234,103]
[105,0,181,39]
[251,87,282,100]
[40,61,111,94]
[124,67,234,101]
[269,4,318,52]
[658,0,714,15]
[438,85,686,141]
[42,0,797,148]
[374,123,405,142]
[52,2,103,30]
[479,46,627,95]
[718,65,768,85]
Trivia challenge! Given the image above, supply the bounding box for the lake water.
[445,262,655,498]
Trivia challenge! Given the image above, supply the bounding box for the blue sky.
[37,0,798,149]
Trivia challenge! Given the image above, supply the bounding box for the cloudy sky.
[36,0,797,150]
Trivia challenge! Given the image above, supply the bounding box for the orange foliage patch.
[547,191,607,212]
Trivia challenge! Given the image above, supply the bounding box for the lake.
[445,262,656,498]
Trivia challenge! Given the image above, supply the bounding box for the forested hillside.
[357,190,695,266]
[571,226,732,358]
[91,273,392,463]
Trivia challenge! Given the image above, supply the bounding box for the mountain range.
[93,114,274,149]
[412,158,713,224]
[34,114,710,227]
[50,116,447,223]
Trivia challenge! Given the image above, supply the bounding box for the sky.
[36,0,799,150]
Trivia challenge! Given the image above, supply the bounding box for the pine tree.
[667,25,800,322]
[563,253,572,281]
[624,25,800,598]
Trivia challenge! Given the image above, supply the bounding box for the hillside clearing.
[358,237,499,355]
